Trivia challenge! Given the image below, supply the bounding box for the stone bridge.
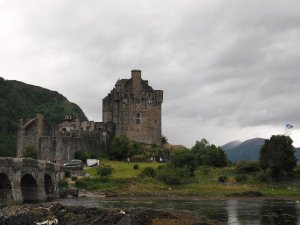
[0,157,63,203]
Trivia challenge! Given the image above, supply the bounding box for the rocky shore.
[0,202,220,225]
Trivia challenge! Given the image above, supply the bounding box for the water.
[61,198,300,225]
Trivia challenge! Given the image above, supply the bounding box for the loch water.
[61,198,300,225]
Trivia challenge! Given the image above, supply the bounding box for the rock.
[0,202,221,225]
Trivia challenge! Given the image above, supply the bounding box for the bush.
[256,171,270,182]
[74,151,89,163]
[58,179,69,188]
[218,176,227,183]
[23,145,37,159]
[140,167,156,178]
[65,171,71,178]
[200,166,211,175]
[235,161,261,174]
[133,164,139,170]
[235,174,247,183]
[97,165,113,178]
[71,176,78,181]
[157,166,186,185]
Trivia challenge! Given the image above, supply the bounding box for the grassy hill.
[0,77,87,157]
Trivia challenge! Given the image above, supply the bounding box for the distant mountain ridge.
[221,140,242,151]
[0,77,87,157]
[223,138,300,162]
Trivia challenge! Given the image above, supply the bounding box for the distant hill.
[221,140,242,151]
[223,138,266,162]
[0,77,87,157]
[223,138,300,162]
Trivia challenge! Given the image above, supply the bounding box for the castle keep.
[17,70,163,163]
[103,70,163,145]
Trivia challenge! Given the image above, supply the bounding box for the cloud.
[0,0,299,146]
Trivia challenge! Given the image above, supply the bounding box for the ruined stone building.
[17,70,163,163]
[17,114,115,164]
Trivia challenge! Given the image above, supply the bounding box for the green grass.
[78,161,300,197]
[85,161,161,178]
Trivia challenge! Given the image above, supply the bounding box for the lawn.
[73,161,300,197]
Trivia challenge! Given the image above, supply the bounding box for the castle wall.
[16,114,51,157]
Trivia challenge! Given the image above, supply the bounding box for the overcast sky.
[1,0,300,147]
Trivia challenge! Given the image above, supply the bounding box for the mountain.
[0,77,87,157]
[221,140,242,151]
[223,138,266,162]
[224,138,300,162]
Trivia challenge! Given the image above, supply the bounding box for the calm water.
[61,198,300,225]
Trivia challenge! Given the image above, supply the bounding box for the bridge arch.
[21,174,39,203]
[0,173,13,202]
[44,174,54,195]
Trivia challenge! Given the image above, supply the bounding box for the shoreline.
[78,189,300,201]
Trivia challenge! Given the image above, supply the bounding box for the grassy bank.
[70,161,300,197]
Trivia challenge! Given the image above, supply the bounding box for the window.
[136,113,141,124]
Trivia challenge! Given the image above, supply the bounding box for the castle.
[16,70,163,163]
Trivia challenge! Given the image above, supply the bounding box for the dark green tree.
[161,135,168,145]
[170,148,196,176]
[192,139,227,167]
[259,135,297,180]
[110,134,133,160]
[74,150,89,163]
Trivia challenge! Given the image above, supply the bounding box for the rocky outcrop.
[0,202,219,225]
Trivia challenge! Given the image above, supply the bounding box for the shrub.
[256,171,270,182]
[235,161,260,174]
[65,171,71,178]
[218,176,227,183]
[74,151,89,163]
[200,166,210,175]
[140,167,156,178]
[97,165,113,178]
[71,176,78,181]
[133,164,139,170]
[157,166,186,185]
[235,174,247,183]
[58,179,68,188]
[23,145,37,159]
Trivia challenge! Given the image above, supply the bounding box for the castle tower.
[103,69,163,145]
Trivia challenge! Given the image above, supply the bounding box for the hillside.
[224,138,266,162]
[221,140,242,151]
[0,77,87,157]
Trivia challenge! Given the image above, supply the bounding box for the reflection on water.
[61,198,300,225]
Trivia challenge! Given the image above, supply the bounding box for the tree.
[161,135,168,145]
[169,148,196,176]
[259,135,297,180]
[192,139,227,167]
[110,134,133,160]
[74,150,89,163]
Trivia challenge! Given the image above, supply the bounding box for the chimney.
[131,69,142,93]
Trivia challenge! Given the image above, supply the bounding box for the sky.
[1,0,300,147]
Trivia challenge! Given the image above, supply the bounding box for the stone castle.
[16,70,163,163]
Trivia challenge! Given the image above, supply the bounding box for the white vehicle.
[87,159,100,167]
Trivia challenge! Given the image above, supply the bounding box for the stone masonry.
[16,69,163,163]
[103,70,163,145]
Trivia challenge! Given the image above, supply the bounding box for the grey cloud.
[1,0,300,146]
